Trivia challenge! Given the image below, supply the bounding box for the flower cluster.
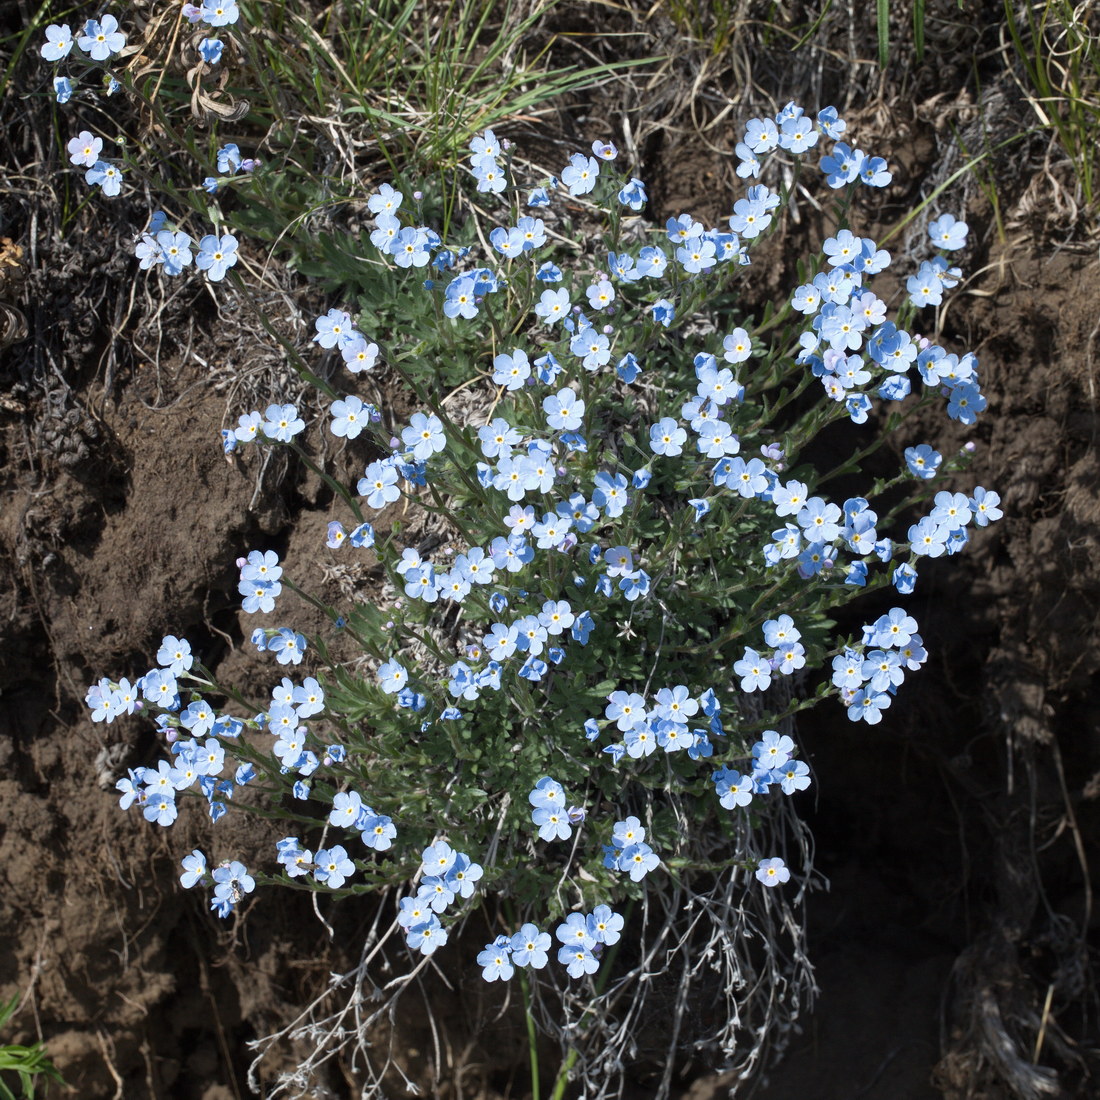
[41,14,126,63]
[529,776,578,841]
[238,549,282,614]
[477,904,623,982]
[134,211,239,281]
[396,843,484,955]
[602,818,660,882]
[84,101,1004,1001]
[179,852,255,917]
[102,634,253,829]
[827,608,929,724]
[712,731,810,814]
[40,14,126,136]
[591,684,718,763]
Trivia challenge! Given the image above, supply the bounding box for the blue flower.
[612,817,644,849]
[444,853,482,898]
[86,161,123,197]
[509,924,550,968]
[592,471,629,518]
[753,731,794,768]
[477,941,514,981]
[78,15,126,60]
[557,944,599,978]
[859,156,892,187]
[491,349,531,391]
[744,116,778,152]
[349,522,374,548]
[946,381,986,425]
[367,182,403,215]
[314,845,355,889]
[157,635,194,675]
[419,875,456,912]
[677,236,716,274]
[397,411,444,458]
[140,667,179,708]
[561,153,599,195]
[556,913,596,952]
[636,245,668,278]
[585,280,616,311]
[196,233,239,281]
[618,842,659,881]
[377,660,408,694]
[571,610,594,644]
[392,226,431,268]
[735,142,761,178]
[180,849,207,888]
[649,417,686,457]
[714,768,753,809]
[313,308,356,348]
[734,647,771,692]
[211,860,254,912]
[756,857,791,887]
[729,196,772,238]
[848,687,891,724]
[406,917,448,955]
[904,444,942,480]
[845,562,868,586]
[473,157,507,193]
[970,487,1002,526]
[907,261,944,308]
[444,275,479,319]
[421,841,457,877]
[239,575,280,613]
[342,335,379,372]
[529,775,564,808]
[326,521,347,549]
[41,23,73,60]
[542,387,585,432]
[535,287,570,324]
[928,213,968,251]
[199,37,223,63]
[359,811,396,851]
[268,628,306,665]
[587,905,623,945]
[489,225,524,259]
[67,131,103,168]
[651,298,675,327]
[153,231,191,276]
[620,720,655,757]
[200,0,240,27]
[532,801,572,841]
[908,517,948,557]
[820,142,862,188]
[358,460,400,508]
[617,177,647,209]
[261,402,304,442]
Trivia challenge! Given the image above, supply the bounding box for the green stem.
[519,969,541,1100]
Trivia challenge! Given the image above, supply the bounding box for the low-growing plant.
[40,6,1004,1098]
[1004,0,1100,206]
[0,996,64,1100]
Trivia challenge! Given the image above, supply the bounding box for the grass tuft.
[1003,0,1100,206]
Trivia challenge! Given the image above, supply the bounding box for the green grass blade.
[876,0,890,68]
